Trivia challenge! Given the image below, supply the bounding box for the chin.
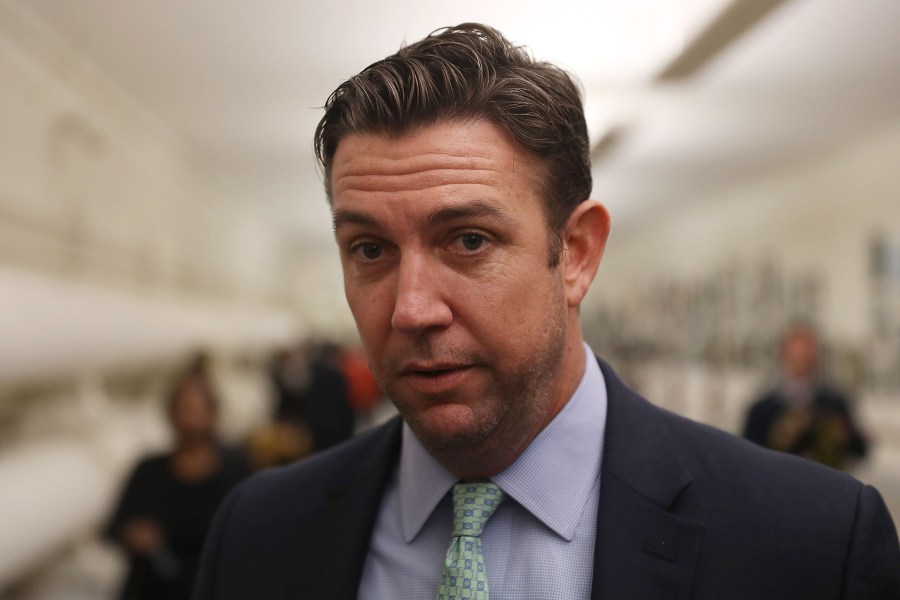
[408,404,497,451]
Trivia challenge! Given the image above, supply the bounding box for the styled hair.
[314,23,592,265]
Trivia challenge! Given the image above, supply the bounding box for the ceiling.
[14,0,900,247]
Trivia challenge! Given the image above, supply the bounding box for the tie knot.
[451,482,506,538]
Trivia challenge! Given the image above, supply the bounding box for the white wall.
[591,117,900,343]
[0,2,357,389]
[0,2,292,302]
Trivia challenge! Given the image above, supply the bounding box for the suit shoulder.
[655,405,864,512]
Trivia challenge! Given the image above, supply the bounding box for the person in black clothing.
[106,375,248,600]
[273,341,355,452]
[744,324,868,469]
[302,342,355,450]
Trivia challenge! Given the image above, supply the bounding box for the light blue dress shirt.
[359,343,608,599]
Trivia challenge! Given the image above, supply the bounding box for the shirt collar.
[399,342,607,542]
[399,425,456,542]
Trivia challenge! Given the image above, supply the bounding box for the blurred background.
[1,0,899,597]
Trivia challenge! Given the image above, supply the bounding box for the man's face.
[171,382,217,443]
[782,330,818,379]
[331,120,580,475]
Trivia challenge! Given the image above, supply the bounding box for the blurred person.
[249,344,317,469]
[270,343,313,423]
[340,346,380,413]
[744,324,868,470]
[106,375,248,600]
[303,341,356,449]
[272,341,355,453]
[185,349,213,383]
[194,24,899,599]
[250,342,355,470]
[340,344,384,426]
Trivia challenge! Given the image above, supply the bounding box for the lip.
[399,364,475,395]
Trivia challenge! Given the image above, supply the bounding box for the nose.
[390,254,453,334]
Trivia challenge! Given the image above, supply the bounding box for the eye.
[353,243,383,260]
[460,233,485,252]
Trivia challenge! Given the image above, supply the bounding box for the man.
[194,23,899,599]
[744,324,868,470]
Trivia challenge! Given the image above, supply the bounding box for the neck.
[175,436,215,454]
[171,439,220,481]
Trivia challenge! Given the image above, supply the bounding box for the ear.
[562,199,611,307]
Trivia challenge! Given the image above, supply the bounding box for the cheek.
[490,258,558,302]
[463,266,559,331]
[346,281,394,347]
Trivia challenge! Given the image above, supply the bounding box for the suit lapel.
[591,359,705,600]
[287,417,403,600]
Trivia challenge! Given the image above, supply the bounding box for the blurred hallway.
[2,0,900,597]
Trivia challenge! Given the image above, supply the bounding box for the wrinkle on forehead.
[331,121,542,202]
[335,169,499,195]
[333,148,504,194]
[337,149,497,175]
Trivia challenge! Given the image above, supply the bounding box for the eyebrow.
[424,201,516,229]
[332,209,380,233]
[332,200,517,234]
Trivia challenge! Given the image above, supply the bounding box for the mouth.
[399,364,475,393]
[410,367,463,377]
[402,362,471,376]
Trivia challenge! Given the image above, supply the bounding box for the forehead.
[330,120,543,204]
[782,330,817,350]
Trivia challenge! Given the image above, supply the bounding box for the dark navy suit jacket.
[194,358,900,599]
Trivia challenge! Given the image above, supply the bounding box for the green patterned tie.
[435,482,506,600]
